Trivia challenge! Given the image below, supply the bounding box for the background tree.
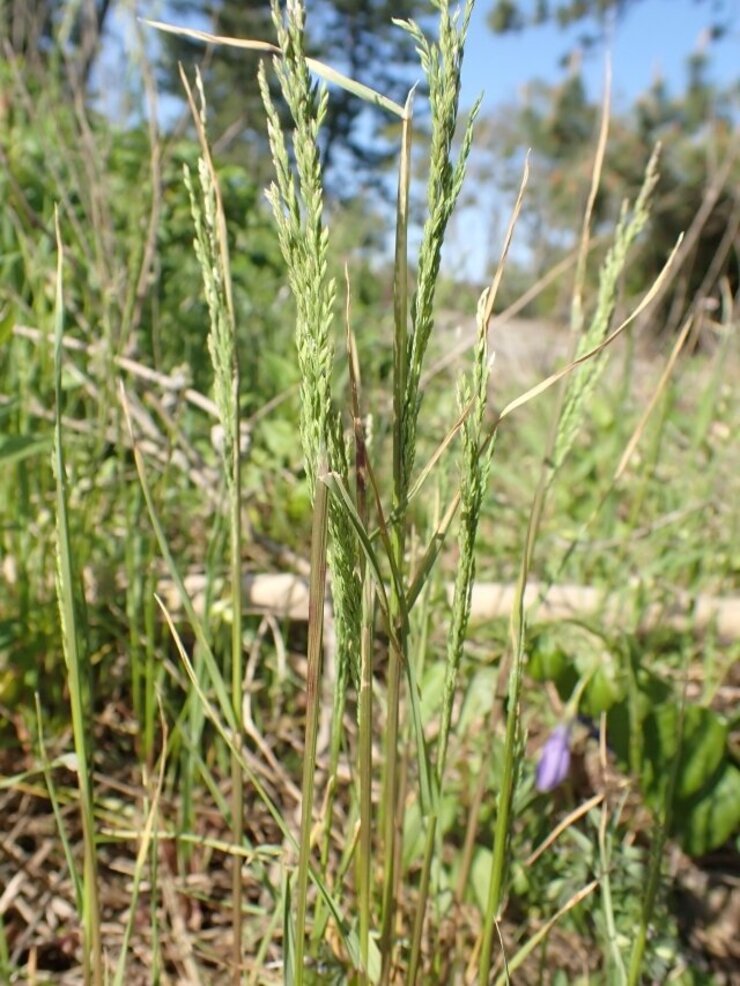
[488,0,734,48]
[1,0,112,88]
[479,4,739,332]
[2,1,431,197]
[160,0,431,195]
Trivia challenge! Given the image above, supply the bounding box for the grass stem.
[379,93,413,983]
[52,210,103,986]
[295,457,330,984]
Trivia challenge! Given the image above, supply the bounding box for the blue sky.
[460,0,738,113]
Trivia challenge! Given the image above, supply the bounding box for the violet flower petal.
[535,723,572,792]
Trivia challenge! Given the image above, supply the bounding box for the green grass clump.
[0,2,737,984]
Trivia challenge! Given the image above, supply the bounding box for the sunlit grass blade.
[154,593,366,974]
[598,792,628,985]
[321,470,393,621]
[112,713,168,986]
[405,396,476,507]
[626,661,691,984]
[410,236,685,619]
[379,87,414,983]
[492,881,599,985]
[356,573,375,986]
[51,208,103,986]
[478,144,674,985]
[406,492,461,611]
[250,883,288,986]
[345,304,376,986]
[284,874,295,986]
[35,696,84,914]
[3,0,733,979]
[480,152,531,328]
[321,464,435,822]
[119,381,236,734]
[496,232,683,425]
[408,151,528,978]
[571,57,612,337]
[141,18,406,118]
[0,922,8,981]
[613,312,693,481]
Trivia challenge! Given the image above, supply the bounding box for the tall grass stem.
[379,91,413,982]
[293,456,329,984]
[52,209,103,986]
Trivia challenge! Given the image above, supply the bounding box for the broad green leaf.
[528,636,571,684]
[261,418,303,463]
[606,670,673,766]
[528,629,578,700]
[582,661,627,716]
[674,761,740,855]
[607,684,736,854]
[643,704,727,802]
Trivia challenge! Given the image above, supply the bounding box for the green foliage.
[438,290,496,774]
[609,689,740,855]
[530,625,740,855]
[0,51,291,721]
[183,72,248,962]
[1,2,738,983]
[0,60,287,392]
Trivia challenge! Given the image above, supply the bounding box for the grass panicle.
[259,1,335,487]
[182,71,246,981]
[396,0,480,488]
[258,1,367,974]
[259,0,362,693]
[438,288,495,774]
[554,145,661,472]
[379,83,414,985]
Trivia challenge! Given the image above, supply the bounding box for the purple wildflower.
[535,723,572,792]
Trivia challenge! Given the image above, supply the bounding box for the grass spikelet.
[397,0,480,486]
[554,146,662,471]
